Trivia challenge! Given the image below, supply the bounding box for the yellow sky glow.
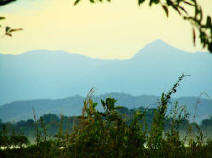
[0,0,211,59]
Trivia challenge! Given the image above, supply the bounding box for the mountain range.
[0,93,211,123]
[1,40,211,106]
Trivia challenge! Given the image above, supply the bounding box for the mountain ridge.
[0,40,209,59]
[0,93,211,123]
[0,40,211,105]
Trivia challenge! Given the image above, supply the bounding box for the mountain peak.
[150,39,167,44]
[144,39,174,50]
[132,39,184,59]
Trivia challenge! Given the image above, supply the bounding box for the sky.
[0,0,211,59]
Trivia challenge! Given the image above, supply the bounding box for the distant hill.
[0,93,211,123]
[0,40,212,105]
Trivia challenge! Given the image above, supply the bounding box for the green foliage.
[10,135,29,147]
[0,0,22,36]
[0,128,29,148]
[1,75,212,157]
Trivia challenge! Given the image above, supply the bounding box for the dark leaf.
[172,5,181,15]
[5,32,12,37]
[9,28,23,33]
[192,28,196,46]
[0,0,16,6]
[0,16,6,20]
[5,26,11,33]
[74,0,80,5]
[149,0,159,6]
[182,1,194,6]
[179,6,188,15]
[208,42,212,53]
[166,0,173,6]
[183,1,194,6]
[206,16,211,27]
[138,0,145,6]
[162,5,169,17]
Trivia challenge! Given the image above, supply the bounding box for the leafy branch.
[0,0,22,37]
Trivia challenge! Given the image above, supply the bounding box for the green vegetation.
[1,74,212,158]
[0,0,211,157]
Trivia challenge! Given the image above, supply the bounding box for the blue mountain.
[0,40,212,105]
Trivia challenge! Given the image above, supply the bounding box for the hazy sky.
[0,0,211,59]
